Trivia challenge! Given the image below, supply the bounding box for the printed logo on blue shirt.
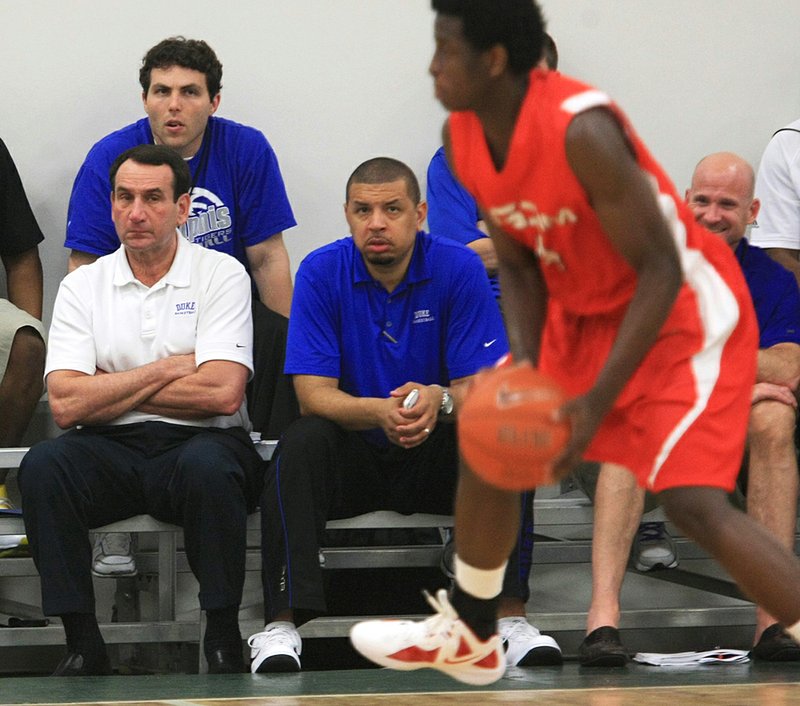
[179,187,233,249]
[413,309,435,324]
[175,301,197,316]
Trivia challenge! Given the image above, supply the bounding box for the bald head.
[686,151,760,248]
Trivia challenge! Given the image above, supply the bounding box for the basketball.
[458,363,570,490]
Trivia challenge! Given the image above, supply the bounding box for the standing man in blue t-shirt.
[246,157,562,674]
[65,37,298,577]
[66,36,296,314]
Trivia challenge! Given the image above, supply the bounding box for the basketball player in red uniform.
[350,0,800,685]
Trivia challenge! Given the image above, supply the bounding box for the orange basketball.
[459,363,570,490]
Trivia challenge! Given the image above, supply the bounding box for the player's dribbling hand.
[550,393,601,479]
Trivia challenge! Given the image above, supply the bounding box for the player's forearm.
[590,258,682,415]
[496,258,547,366]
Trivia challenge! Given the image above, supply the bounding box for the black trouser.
[246,301,300,438]
[260,415,534,624]
[19,422,264,616]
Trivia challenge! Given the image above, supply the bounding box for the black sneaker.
[751,623,800,662]
[578,626,629,667]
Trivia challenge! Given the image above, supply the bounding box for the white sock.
[454,554,507,600]
[785,619,800,644]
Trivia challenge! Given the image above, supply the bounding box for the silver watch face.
[441,389,454,414]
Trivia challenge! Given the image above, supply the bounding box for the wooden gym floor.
[2,661,800,706]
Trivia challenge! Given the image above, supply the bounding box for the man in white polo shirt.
[19,144,263,676]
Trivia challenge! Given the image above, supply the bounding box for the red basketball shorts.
[539,258,758,493]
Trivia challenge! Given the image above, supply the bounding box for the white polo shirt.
[47,233,253,429]
[752,117,800,250]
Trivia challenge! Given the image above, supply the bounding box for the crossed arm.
[47,357,249,429]
[752,343,800,407]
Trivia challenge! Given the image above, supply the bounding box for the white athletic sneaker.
[350,589,506,686]
[248,621,302,673]
[498,616,562,666]
[92,532,137,577]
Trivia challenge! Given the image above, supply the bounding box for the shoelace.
[248,625,298,651]
[500,617,539,642]
[99,533,131,556]
[638,522,666,541]
[420,589,460,640]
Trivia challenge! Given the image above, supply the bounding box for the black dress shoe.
[52,651,112,676]
[578,626,629,667]
[751,623,800,662]
[207,647,245,674]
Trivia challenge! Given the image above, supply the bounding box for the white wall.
[2,0,799,328]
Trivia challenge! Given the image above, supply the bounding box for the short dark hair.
[432,0,545,75]
[109,144,191,202]
[541,32,558,70]
[346,157,421,204]
[139,36,223,98]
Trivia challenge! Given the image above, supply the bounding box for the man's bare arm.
[137,359,250,419]
[47,355,196,429]
[3,247,43,319]
[68,249,99,273]
[246,234,293,316]
[757,342,800,390]
[765,248,800,288]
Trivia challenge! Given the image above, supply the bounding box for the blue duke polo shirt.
[735,238,800,347]
[285,232,508,446]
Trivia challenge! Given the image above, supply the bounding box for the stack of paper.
[633,649,750,666]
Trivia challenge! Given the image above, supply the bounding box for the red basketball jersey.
[448,70,758,491]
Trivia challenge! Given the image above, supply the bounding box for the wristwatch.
[439,387,454,417]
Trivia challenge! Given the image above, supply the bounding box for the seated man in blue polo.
[247,157,562,673]
[687,151,800,661]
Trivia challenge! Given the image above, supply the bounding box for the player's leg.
[744,398,800,659]
[350,461,514,685]
[580,462,643,666]
[659,485,800,641]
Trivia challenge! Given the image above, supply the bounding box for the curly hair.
[139,36,223,98]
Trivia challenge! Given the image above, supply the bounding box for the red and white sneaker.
[349,589,505,686]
